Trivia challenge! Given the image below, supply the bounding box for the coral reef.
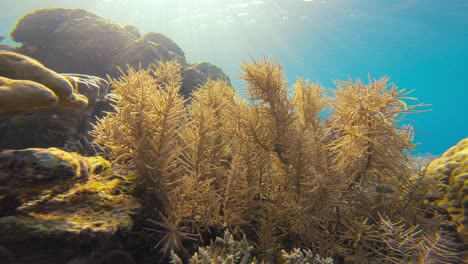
[0,50,74,99]
[9,8,229,98]
[123,24,141,38]
[0,51,109,115]
[172,229,334,264]
[281,248,334,264]
[3,5,230,153]
[2,8,464,263]
[171,229,254,264]
[92,59,462,263]
[0,51,108,153]
[0,147,93,187]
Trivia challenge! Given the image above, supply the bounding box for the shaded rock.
[0,245,14,264]
[0,109,82,151]
[0,148,139,243]
[0,148,92,187]
[11,8,135,77]
[181,62,232,97]
[62,73,109,110]
[143,32,186,61]
[123,25,140,38]
[0,195,22,217]
[99,250,136,264]
[109,38,177,76]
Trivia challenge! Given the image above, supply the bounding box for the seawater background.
[0,0,467,155]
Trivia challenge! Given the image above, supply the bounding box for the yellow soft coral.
[426,138,468,245]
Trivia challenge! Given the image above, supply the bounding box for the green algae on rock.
[0,148,90,186]
[0,148,139,242]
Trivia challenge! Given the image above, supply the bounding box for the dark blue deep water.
[1,0,467,155]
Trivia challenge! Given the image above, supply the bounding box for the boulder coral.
[0,51,108,116]
[426,138,468,245]
[0,50,74,99]
[0,76,59,115]
[11,8,134,77]
[9,8,230,97]
[0,51,109,153]
[109,38,180,77]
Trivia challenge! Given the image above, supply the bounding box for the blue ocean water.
[1,0,467,155]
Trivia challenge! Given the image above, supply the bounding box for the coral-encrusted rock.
[0,51,109,116]
[9,8,230,97]
[0,110,83,151]
[123,24,141,38]
[11,8,134,77]
[0,51,109,152]
[62,73,109,110]
[143,32,186,61]
[0,76,59,115]
[110,38,179,77]
[0,50,74,100]
[0,148,139,245]
[0,148,90,186]
[181,62,232,97]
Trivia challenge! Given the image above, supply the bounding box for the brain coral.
[426,138,468,244]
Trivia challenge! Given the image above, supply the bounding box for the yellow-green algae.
[0,148,139,241]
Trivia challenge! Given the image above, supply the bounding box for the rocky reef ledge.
[0,148,140,263]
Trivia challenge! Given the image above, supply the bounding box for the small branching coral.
[171,230,334,264]
[281,248,334,264]
[91,58,461,263]
[181,229,254,264]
